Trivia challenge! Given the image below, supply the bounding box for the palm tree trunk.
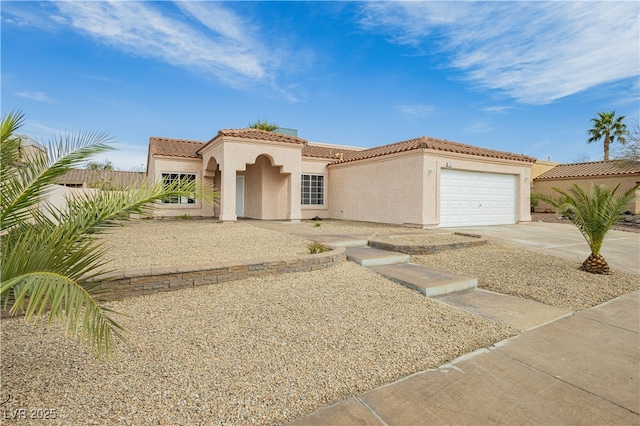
[604,133,610,161]
[581,253,610,274]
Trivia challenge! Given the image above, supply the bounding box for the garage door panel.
[440,169,516,227]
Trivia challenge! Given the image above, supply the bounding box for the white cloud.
[15,91,56,103]
[360,2,640,104]
[394,103,433,120]
[52,1,276,88]
[467,120,492,134]
[482,106,511,114]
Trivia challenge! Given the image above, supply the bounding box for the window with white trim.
[161,173,196,204]
[301,174,324,205]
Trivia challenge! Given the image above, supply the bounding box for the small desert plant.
[307,242,327,254]
[178,214,191,220]
[313,222,322,227]
[248,119,278,132]
[534,183,639,274]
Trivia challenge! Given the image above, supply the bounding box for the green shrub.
[307,242,327,254]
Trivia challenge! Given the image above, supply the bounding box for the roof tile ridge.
[149,136,206,144]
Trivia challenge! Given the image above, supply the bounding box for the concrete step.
[369,263,477,297]
[434,289,572,331]
[345,246,409,267]
[308,235,368,249]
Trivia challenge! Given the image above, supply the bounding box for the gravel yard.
[411,243,639,311]
[98,220,311,270]
[291,219,424,237]
[2,219,637,424]
[0,263,515,425]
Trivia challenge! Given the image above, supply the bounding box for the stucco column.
[219,166,237,222]
[518,171,532,223]
[201,176,215,217]
[287,166,303,222]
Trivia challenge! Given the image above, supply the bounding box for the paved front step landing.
[308,234,368,249]
[345,246,409,267]
[435,289,572,331]
[369,263,477,297]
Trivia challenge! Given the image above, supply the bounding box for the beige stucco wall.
[199,137,303,221]
[328,149,532,227]
[149,156,210,217]
[533,175,640,214]
[300,157,332,219]
[328,151,427,225]
[244,155,289,220]
[41,185,97,222]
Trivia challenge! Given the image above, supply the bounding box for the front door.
[236,175,245,217]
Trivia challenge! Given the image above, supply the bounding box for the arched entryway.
[243,154,290,220]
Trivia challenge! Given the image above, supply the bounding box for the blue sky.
[2,1,639,170]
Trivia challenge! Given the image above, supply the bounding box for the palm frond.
[1,110,218,358]
[47,177,216,235]
[1,272,125,358]
[1,111,26,170]
[1,130,113,232]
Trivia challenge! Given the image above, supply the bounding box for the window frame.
[160,172,197,204]
[301,173,325,206]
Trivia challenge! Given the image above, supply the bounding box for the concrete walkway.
[445,222,640,275]
[290,290,640,425]
[279,221,639,425]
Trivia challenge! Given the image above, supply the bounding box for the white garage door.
[440,169,517,227]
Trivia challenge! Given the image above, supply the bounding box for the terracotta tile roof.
[534,160,640,180]
[194,128,308,154]
[302,144,362,160]
[149,137,205,159]
[57,169,146,188]
[214,128,306,145]
[329,136,536,165]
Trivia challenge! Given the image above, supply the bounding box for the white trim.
[236,175,245,217]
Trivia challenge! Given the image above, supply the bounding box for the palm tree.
[1,111,215,357]
[534,183,639,274]
[587,111,628,161]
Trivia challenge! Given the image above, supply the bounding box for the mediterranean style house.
[146,128,537,228]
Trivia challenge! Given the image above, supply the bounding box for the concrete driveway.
[447,222,639,275]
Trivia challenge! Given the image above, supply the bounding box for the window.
[161,173,196,204]
[301,174,324,205]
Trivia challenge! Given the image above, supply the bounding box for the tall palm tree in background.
[1,111,215,357]
[588,111,628,161]
[534,183,639,274]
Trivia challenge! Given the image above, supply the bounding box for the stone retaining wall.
[94,247,346,300]
[367,238,487,255]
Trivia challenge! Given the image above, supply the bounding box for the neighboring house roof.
[534,161,640,181]
[149,137,204,159]
[57,169,146,188]
[329,136,536,165]
[15,134,47,152]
